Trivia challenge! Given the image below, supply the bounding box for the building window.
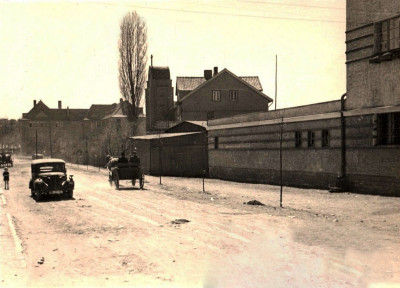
[378,112,400,145]
[373,16,400,54]
[322,129,330,147]
[214,137,219,149]
[229,90,238,102]
[295,131,302,148]
[212,90,221,102]
[308,131,315,147]
[116,119,121,132]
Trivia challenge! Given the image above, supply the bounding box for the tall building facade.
[144,66,174,133]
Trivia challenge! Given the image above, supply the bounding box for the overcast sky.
[0,0,346,119]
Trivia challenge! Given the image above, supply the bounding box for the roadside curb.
[5,213,26,268]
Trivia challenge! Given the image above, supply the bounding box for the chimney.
[34,100,37,107]
[204,70,212,80]
[213,67,218,76]
[58,100,62,109]
[67,106,70,118]
[151,54,153,67]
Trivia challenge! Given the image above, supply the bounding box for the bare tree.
[118,11,148,120]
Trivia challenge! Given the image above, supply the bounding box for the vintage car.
[0,152,13,167]
[107,155,144,190]
[32,153,44,160]
[29,159,74,201]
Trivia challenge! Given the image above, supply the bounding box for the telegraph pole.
[35,130,38,157]
[159,134,162,185]
[279,116,283,208]
[275,55,278,110]
[49,123,52,158]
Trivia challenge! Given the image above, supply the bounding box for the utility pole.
[35,130,38,157]
[159,134,162,185]
[86,136,88,170]
[275,55,278,110]
[49,123,52,158]
[280,116,283,208]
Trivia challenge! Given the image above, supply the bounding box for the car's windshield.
[35,163,65,173]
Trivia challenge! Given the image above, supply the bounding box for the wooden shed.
[130,131,208,177]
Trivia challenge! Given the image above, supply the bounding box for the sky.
[0,0,346,120]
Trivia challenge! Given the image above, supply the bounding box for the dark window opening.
[378,112,400,145]
[322,130,330,147]
[308,131,315,147]
[214,137,219,149]
[295,131,302,148]
[371,16,400,61]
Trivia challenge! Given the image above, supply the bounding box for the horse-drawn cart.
[107,157,144,190]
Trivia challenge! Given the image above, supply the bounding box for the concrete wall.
[208,115,342,190]
[208,108,400,196]
[181,72,270,121]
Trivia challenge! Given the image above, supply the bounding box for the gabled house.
[176,68,273,121]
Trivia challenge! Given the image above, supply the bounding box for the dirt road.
[1,157,399,287]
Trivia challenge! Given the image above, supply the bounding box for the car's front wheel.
[35,187,42,202]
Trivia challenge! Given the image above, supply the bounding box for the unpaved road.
[1,156,399,288]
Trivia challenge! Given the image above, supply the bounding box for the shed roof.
[130,132,202,140]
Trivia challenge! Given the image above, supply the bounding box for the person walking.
[3,167,10,190]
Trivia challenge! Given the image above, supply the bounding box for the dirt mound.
[245,200,265,206]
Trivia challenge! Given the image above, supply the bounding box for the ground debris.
[37,257,45,265]
[244,200,265,206]
[171,219,190,225]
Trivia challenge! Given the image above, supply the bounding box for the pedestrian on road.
[3,167,10,190]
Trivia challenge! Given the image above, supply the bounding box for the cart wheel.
[140,175,144,189]
[114,174,119,190]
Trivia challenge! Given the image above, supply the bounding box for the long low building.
[207,99,400,196]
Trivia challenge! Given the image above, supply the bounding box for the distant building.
[21,99,145,164]
[176,68,273,121]
[144,65,273,133]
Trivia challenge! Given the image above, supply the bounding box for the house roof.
[22,100,89,121]
[176,74,263,93]
[149,66,170,80]
[176,77,206,91]
[85,104,117,120]
[178,68,273,104]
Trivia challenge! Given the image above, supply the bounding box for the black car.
[29,159,74,201]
